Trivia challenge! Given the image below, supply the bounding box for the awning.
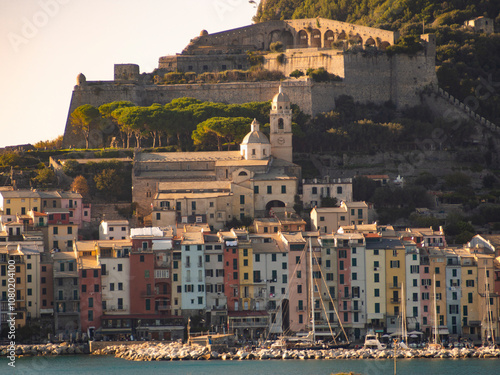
[408,331,423,335]
[438,328,449,335]
[99,328,132,334]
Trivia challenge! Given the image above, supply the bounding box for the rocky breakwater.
[94,342,500,361]
[0,342,89,357]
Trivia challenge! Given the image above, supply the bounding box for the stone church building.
[132,87,301,230]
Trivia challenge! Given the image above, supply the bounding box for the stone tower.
[270,86,293,163]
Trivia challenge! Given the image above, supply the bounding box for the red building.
[45,209,71,225]
[79,257,102,337]
[219,231,239,311]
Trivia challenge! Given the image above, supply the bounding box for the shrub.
[276,53,285,65]
[270,41,284,52]
[290,69,304,78]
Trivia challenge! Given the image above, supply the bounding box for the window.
[282,262,287,270]
[374,273,379,283]
[82,285,87,293]
[466,280,474,287]
[254,186,259,194]
[244,273,248,280]
[435,267,440,274]
[118,264,122,272]
[118,283,123,290]
[312,187,317,195]
[88,298,93,308]
[352,272,357,280]
[267,186,272,194]
[282,274,287,283]
[67,226,72,234]
[410,265,419,273]
[272,254,277,262]
[339,274,344,284]
[110,283,115,291]
[351,258,357,267]
[390,260,400,268]
[145,299,151,311]
[339,261,344,270]
[53,227,58,235]
[94,284,99,292]
[191,201,196,210]
[374,288,380,297]
[375,303,380,313]
[281,185,286,194]
[373,249,379,255]
[240,195,245,205]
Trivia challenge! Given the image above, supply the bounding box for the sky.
[0,0,259,148]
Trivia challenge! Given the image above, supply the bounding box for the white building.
[99,220,130,240]
[180,231,206,312]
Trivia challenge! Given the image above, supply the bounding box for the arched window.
[278,118,284,130]
[238,171,248,176]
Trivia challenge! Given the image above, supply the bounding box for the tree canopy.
[192,117,252,151]
[70,104,101,148]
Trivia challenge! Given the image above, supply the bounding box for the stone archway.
[298,30,309,47]
[378,41,391,50]
[269,29,294,49]
[324,30,335,48]
[311,29,322,48]
[365,37,376,47]
[266,200,285,213]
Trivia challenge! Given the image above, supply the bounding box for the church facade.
[132,87,301,230]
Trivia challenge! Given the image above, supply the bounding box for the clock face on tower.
[277,137,285,145]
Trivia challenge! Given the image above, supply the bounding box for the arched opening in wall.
[257,33,265,50]
[311,29,322,48]
[281,30,294,48]
[238,171,248,176]
[349,33,362,47]
[365,37,376,47]
[298,30,309,47]
[278,118,284,130]
[378,41,390,50]
[232,39,239,45]
[337,31,347,41]
[269,30,294,49]
[266,200,285,214]
[324,30,335,48]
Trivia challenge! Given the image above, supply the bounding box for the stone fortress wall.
[62,19,437,149]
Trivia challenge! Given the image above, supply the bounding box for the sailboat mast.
[309,236,315,342]
[485,266,494,343]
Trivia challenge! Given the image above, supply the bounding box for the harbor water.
[3,355,500,375]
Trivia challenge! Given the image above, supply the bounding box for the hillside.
[255,0,500,125]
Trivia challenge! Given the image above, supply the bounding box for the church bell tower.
[270,86,293,163]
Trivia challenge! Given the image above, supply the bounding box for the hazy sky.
[0,0,258,147]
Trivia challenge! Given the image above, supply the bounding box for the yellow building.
[0,191,41,216]
[427,248,448,336]
[458,249,481,339]
[384,240,406,331]
[238,230,254,311]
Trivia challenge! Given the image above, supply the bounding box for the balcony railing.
[389,283,402,289]
[390,298,401,303]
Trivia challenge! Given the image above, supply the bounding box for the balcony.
[157,305,171,311]
[390,298,401,304]
[389,283,402,289]
[211,304,227,311]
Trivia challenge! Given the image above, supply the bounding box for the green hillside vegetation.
[255,0,500,125]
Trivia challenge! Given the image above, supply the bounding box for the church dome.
[272,85,290,104]
[241,119,270,145]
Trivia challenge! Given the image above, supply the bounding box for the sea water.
[2,355,500,375]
